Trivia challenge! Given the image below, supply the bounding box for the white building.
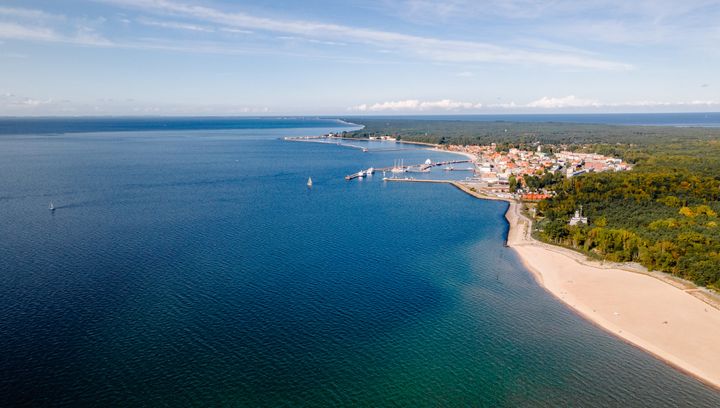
[569,208,588,226]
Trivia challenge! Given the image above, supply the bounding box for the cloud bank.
[91,0,631,70]
[350,96,720,112]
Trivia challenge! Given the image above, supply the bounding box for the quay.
[382,178,512,203]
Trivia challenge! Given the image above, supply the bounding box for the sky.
[1,0,720,116]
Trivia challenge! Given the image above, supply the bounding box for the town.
[443,143,632,198]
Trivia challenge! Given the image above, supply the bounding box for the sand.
[505,201,720,390]
[394,144,720,389]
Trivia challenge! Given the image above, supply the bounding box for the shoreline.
[314,135,720,390]
[503,200,720,390]
[393,142,720,390]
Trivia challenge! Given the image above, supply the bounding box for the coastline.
[331,136,720,390]
[413,141,720,390]
[504,200,720,390]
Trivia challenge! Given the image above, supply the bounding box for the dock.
[345,171,366,180]
[382,178,452,184]
[350,159,473,180]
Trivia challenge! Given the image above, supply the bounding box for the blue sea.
[1,117,719,406]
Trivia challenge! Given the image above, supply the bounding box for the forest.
[344,118,720,289]
[343,117,720,146]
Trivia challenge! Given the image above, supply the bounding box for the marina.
[346,159,472,181]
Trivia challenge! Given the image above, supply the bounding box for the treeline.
[536,140,720,288]
[536,171,720,288]
[343,118,720,147]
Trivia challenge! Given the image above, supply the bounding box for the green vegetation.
[344,118,720,289]
[536,142,720,289]
[343,118,720,147]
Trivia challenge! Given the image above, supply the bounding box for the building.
[569,208,588,226]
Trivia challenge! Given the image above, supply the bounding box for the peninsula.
[337,118,720,389]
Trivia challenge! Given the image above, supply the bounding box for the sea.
[1,115,719,406]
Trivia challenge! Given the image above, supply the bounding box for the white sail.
[307,177,313,187]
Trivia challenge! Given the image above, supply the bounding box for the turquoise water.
[1,120,719,406]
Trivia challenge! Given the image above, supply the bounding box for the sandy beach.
[504,200,720,390]
[382,141,720,389]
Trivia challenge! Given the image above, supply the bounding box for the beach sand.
[383,142,720,389]
[505,201,720,390]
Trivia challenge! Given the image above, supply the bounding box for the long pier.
[284,137,369,152]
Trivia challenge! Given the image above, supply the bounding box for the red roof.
[521,193,552,201]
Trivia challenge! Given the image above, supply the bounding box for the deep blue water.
[1,119,719,406]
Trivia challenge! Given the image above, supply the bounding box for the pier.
[284,136,369,152]
[382,178,453,184]
[349,159,473,180]
[345,171,366,180]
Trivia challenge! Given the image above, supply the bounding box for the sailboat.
[307,177,313,187]
[49,201,55,211]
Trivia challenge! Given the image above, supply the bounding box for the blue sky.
[1,0,719,115]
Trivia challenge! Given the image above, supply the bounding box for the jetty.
[373,159,472,173]
[284,136,369,152]
[383,178,452,184]
[344,167,375,180]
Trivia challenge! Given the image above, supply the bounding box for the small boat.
[307,177,313,187]
[49,201,55,211]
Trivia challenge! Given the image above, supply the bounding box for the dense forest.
[535,140,720,289]
[344,118,720,289]
[343,118,720,146]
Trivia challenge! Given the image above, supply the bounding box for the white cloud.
[378,0,720,50]
[0,2,634,69]
[0,6,65,21]
[0,93,55,108]
[350,96,720,112]
[0,92,271,115]
[0,22,61,42]
[136,17,215,32]
[0,7,114,47]
[97,0,631,70]
[219,27,253,35]
[526,95,600,108]
[351,99,483,112]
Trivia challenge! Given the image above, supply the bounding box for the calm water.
[1,119,719,406]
